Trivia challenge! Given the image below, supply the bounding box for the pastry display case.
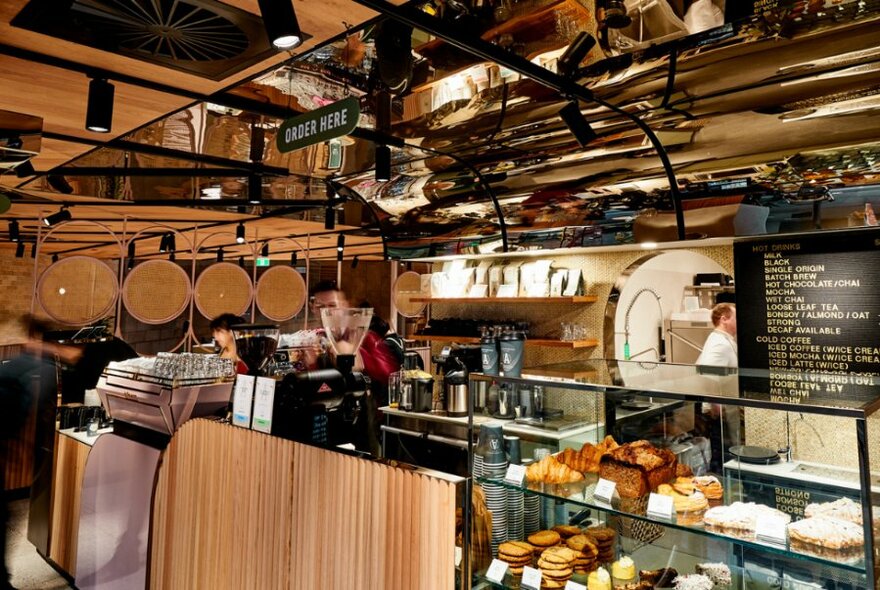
[466,360,880,589]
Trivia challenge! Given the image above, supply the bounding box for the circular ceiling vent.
[95,0,249,61]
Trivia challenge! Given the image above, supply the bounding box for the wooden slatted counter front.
[150,419,462,590]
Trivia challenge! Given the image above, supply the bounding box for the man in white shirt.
[696,303,737,367]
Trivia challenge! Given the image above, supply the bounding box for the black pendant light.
[52,253,59,263]
[257,0,303,49]
[557,32,596,78]
[8,220,20,242]
[86,77,115,133]
[351,256,359,269]
[290,250,297,266]
[236,222,246,244]
[248,174,262,204]
[559,100,597,148]
[30,242,37,258]
[217,247,225,262]
[336,234,345,262]
[261,243,269,257]
[15,242,25,258]
[375,145,391,182]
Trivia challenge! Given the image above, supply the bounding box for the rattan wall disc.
[37,256,118,326]
[194,262,253,319]
[255,266,306,321]
[122,260,192,325]
[393,271,427,318]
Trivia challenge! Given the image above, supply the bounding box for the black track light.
[325,205,335,230]
[126,257,134,271]
[46,175,74,194]
[236,222,246,244]
[166,233,176,253]
[248,174,262,204]
[159,233,169,253]
[30,242,37,258]
[52,253,59,263]
[257,0,303,49]
[238,256,245,268]
[15,160,35,178]
[375,145,391,182]
[602,0,632,29]
[43,206,72,227]
[559,100,597,148]
[128,241,136,260]
[336,234,345,262]
[9,220,20,242]
[290,251,297,266]
[15,242,25,258]
[169,252,176,262]
[557,32,597,78]
[351,256,359,269]
[86,78,115,133]
[376,89,392,134]
[261,243,269,257]
[217,247,225,262]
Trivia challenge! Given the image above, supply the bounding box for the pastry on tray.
[558,435,620,474]
[788,515,864,550]
[639,567,678,587]
[695,563,731,586]
[804,497,862,525]
[673,574,715,590]
[672,475,723,501]
[527,455,586,484]
[702,502,790,532]
[657,484,709,513]
[598,440,677,498]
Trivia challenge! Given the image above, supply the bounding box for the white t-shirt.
[696,329,738,368]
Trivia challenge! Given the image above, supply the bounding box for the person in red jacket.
[309,281,400,387]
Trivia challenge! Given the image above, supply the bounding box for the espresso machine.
[271,308,371,448]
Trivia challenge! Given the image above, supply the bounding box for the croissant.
[526,455,585,483]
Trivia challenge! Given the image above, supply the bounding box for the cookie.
[586,526,616,542]
[552,524,582,538]
[542,567,574,580]
[529,530,562,547]
[566,534,598,554]
[509,566,524,576]
[540,546,578,563]
[499,541,535,558]
[501,556,533,567]
[541,580,565,589]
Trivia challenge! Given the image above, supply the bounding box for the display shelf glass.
[475,475,867,574]
[413,335,599,348]
[410,296,598,304]
[472,360,880,418]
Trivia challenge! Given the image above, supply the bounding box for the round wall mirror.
[605,251,729,364]
[37,256,118,326]
[123,260,192,325]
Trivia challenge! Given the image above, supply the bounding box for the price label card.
[231,375,255,428]
[455,546,463,567]
[521,566,542,589]
[504,464,527,486]
[646,492,675,520]
[565,581,587,590]
[251,376,276,433]
[755,515,788,545]
[594,478,617,504]
[485,559,508,583]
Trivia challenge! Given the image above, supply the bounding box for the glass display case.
[468,360,880,589]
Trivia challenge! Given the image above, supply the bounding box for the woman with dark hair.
[210,313,249,374]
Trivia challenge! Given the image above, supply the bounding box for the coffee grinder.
[272,308,371,448]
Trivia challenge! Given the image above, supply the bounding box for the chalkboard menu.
[734,228,880,378]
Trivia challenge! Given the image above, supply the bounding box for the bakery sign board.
[276,97,360,153]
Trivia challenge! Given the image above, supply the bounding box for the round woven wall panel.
[255,266,306,321]
[122,260,192,325]
[194,262,253,319]
[393,271,427,318]
[37,256,118,326]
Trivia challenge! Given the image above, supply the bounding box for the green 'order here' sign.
[276,97,360,153]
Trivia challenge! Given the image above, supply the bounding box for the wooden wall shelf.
[412,334,599,348]
[411,295,597,304]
